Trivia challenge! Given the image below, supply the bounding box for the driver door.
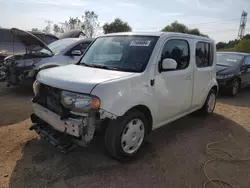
[155,38,193,124]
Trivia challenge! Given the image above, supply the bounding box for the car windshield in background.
[80,36,159,72]
[40,39,78,55]
[216,53,243,66]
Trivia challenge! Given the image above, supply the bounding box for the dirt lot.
[0,82,250,188]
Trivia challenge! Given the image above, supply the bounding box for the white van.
[30,32,218,161]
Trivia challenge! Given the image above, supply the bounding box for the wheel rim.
[232,81,239,95]
[121,118,145,154]
[207,93,216,113]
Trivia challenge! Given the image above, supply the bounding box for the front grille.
[36,84,64,116]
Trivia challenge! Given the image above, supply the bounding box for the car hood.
[58,29,85,39]
[36,64,135,94]
[10,28,53,54]
[216,64,238,74]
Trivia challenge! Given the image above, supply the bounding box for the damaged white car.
[30,32,218,161]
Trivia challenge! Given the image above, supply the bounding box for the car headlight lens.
[61,91,101,113]
[33,80,40,96]
[216,74,234,79]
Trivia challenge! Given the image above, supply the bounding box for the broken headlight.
[60,91,101,114]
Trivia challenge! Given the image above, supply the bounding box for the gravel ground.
[0,82,250,188]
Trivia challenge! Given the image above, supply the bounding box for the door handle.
[186,75,192,80]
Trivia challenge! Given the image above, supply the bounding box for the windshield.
[216,53,244,66]
[80,36,158,72]
[40,39,78,55]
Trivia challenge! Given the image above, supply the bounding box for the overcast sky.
[1,0,250,42]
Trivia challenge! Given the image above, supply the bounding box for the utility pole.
[237,10,248,39]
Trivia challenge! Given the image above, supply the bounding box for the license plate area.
[33,103,84,137]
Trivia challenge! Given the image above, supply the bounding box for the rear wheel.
[105,111,147,161]
[200,89,216,115]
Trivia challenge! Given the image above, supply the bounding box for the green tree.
[161,21,208,37]
[216,42,227,50]
[43,20,53,33]
[31,28,39,32]
[243,34,250,40]
[82,11,100,38]
[103,18,132,34]
[53,24,60,35]
[162,21,188,33]
[235,39,250,53]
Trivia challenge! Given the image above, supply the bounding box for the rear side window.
[196,42,213,68]
[161,39,190,70]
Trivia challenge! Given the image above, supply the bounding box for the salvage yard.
[0,82,250,188]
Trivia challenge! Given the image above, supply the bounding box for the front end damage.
[4,54,48,87]
[30,83,117,153]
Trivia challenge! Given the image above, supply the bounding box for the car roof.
[57,38,94,43]
[217,52,250,56]
[100,31,213,41]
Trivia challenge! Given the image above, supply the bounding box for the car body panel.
[37,64,135,93]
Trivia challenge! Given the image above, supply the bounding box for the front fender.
[91,75,157,120]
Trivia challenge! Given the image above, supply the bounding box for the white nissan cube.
[30,32,218,161]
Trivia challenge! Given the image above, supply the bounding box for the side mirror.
[71,50,82,56]
[160,58,177,72]
[246,64,250,69]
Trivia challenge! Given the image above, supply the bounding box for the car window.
[46,35,58,44]
[40,38,79,55]
[71,42,91,54]
[80,36,158,73]
[161,39,190,70]
[196,42,213,68]
[244,56,250,65]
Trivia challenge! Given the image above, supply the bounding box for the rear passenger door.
[192,41,214,108]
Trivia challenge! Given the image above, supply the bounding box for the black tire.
[200,89,216,116]
[229,79,240,97]
[105,111,148,161]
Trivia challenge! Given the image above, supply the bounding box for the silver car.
[3,28,93,87]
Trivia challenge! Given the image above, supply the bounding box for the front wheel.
[229,79,240,97]
[105,111,147,161]
[200,89,216,115]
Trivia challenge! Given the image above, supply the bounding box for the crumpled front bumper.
[32,103,84,137]
[6,65,37,86]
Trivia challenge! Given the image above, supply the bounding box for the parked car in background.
[216,52,250,96]
[0,28,85,65]
[3,28,93,87]
[0,28,58,64]
[30,32,218,161]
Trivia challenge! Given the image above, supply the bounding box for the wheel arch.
[124,105,153,133]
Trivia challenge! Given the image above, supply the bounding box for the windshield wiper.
[82,63,118,70]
